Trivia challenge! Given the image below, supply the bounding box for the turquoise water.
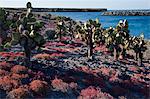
[49,12,150,39]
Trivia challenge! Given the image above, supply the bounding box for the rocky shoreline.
[4,8,107,12]
[101,10,150,16]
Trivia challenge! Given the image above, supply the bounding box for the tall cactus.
[4,2,45,66]
[56,16,65,41]
[0,8,10,47]
[84,20,94,59]
[132,33,147,66]
[68,20,74,40]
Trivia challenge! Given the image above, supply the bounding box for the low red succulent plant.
[33,53,65,60]
[11,73,29,81]
[33,53,51,60]
[0,52,24,61]
[11,65,28,74]
[29,80,49,96]
[76,66,91,74]
[44,41,66,46]
[32,71,46,81]
[6,87,32,99]
[61,36,71,41]
[50,47,68,53]
[109,70,121,83]
[0,62,12,71]
[78,86,114,99]
[0,69,9,77]
[69,82,78,90]
[50,53,65,57]
[94,45,108,53]
[51,77,77,93]
[0,75,21,92]
[128,66,139,72]
[99,67,112,77]
[51,77,69,92]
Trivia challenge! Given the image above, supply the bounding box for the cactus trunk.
[70,30,73,41]
[114,47,117,60]
[87,30,93,59]
[137,52,143,66]
[135,53,138,61]
[59,28,62,41]
[24,45,31,66]
[119,45,125,59]
[87,44,93,58]
[22,37,31,66]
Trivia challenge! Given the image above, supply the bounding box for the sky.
[0,0,149,10]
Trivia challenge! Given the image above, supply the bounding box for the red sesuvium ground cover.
[33,53,51,60]
[109,70,121,83]
[29,80,49,96]
[61,37,71,41]
[0,75,21,92]
[0,62,12,71]
[75,66,91,74]
[0,58,148,98]
[98,66,121,82]
[128,66,140,73]
[44,41,77,48]
[78,86,114,99]
[0,33,149,99]
[11,65,28,74]
[51,77,78,93]
[11,73,29,81]
[33,53,65,60]
[44,42,66,46]
[32,71,46,81]
[0,52,24,61]
[75,66,101,76]
[0,69,9,77]
[50,47,69,53]
[94,45,109,54]
[50,53,65,57]
[98,66,121,83]
[0,52,24,57]
[69,66,107,88]
[6,86,32,99]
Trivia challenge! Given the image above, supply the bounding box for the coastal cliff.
[101,10,150,16]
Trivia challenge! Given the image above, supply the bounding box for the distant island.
[4,8,107,12]
[101,10,150,16]
[3,8,150,16]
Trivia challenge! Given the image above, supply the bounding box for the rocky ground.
[0,36,150,99]
[0,12,150,99]
[101,10,150,16]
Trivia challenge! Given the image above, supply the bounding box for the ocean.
[49,12,150,39]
